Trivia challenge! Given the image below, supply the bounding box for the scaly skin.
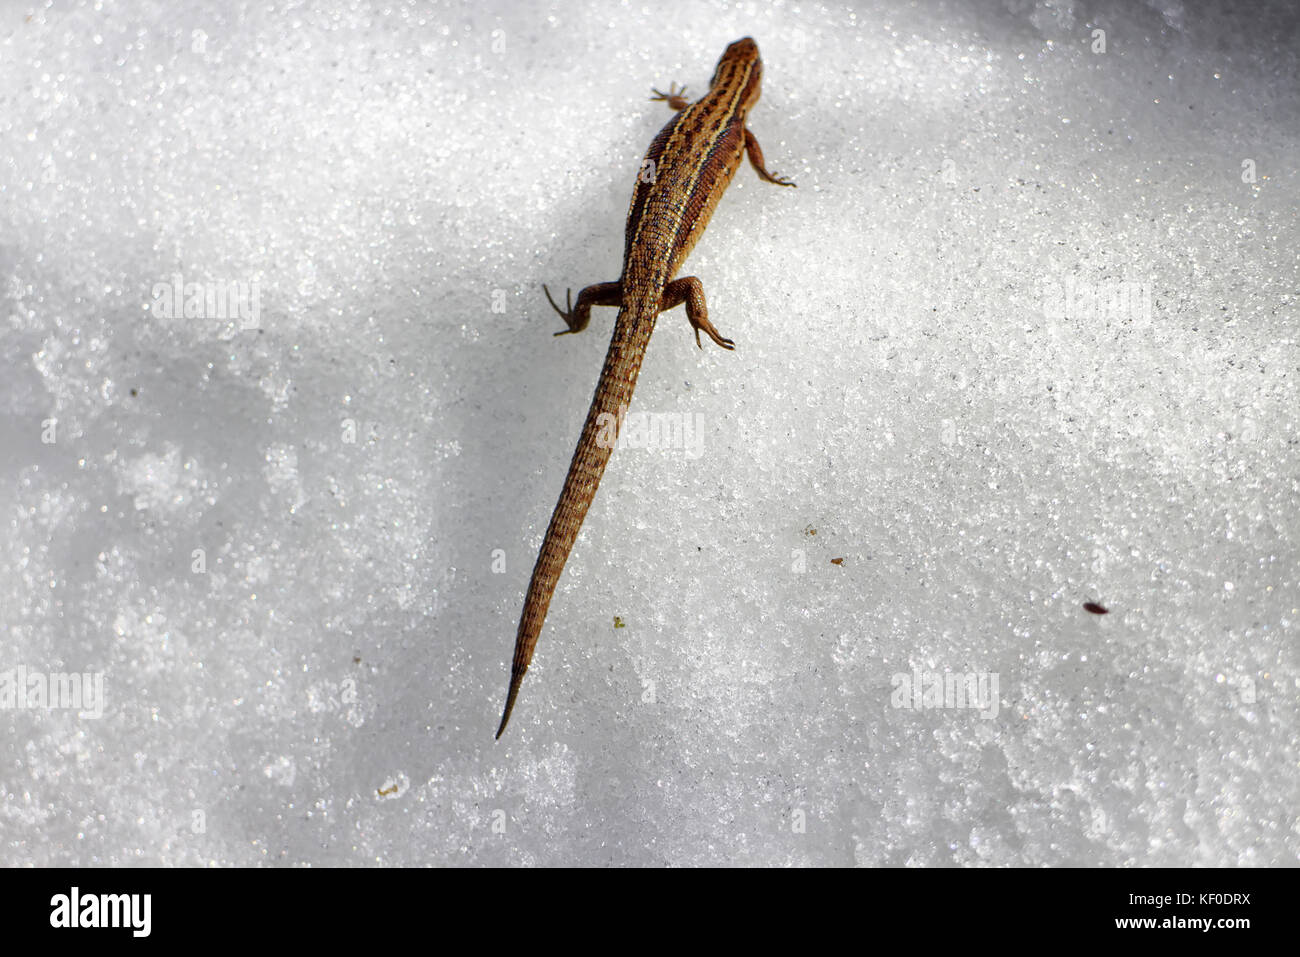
[497,38,795,738]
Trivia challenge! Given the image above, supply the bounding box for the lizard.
[496,37,796,739]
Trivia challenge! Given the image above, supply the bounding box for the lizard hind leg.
[661,276,735,350]
[544,281,623,336]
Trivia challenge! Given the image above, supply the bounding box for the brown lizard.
[496,37,795,738]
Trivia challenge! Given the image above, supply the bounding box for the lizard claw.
[543,284,578,336]
[688,312,734,351]
[693,326,734,350]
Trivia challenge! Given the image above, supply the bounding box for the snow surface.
[1,0,1297,866]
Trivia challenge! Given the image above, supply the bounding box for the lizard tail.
[496,672,524,739]
[495,303,658,738]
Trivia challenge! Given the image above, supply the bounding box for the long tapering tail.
[497,304,658,738]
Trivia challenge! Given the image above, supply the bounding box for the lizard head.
[709,37,763,112]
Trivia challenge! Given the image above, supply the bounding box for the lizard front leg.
[661,277,734,350]
[743,128,797,187]
[543,281,622,336]
[650,82,691,111]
